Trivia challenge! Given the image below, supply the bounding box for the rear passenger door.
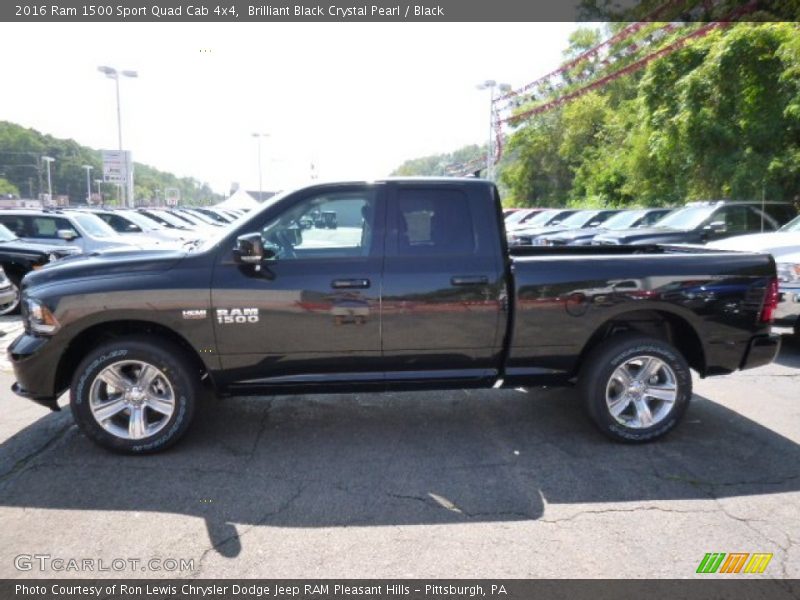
[381,183,506,380]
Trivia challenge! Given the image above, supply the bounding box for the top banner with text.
[2,0,798,22]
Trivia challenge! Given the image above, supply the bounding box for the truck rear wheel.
[70,337,198,454]
[579,334,692,443]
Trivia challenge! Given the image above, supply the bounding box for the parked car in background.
[0,209,143,254]
[79,209,195,246]
[0,223,78,314]
[504,208,545,229]
[537,208,674,246]
[592,201,796,246]
[172,209,225,230]
[139,209,218,235]
[0,266,18,315]
[706,213,800,255]
[774,250,800,336]
[707,214,800,336]
[505,209,578,245]
[216,208,244,221]
[190,207,235,224]
[176,208,226,227]
[510,209,621,246]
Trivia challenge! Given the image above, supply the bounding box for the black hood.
[593,227,703,245]
[24,248,187,290]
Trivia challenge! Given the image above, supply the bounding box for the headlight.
[777,263,800,283]
[24,298,60,335]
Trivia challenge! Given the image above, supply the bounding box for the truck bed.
[505,245,775,381]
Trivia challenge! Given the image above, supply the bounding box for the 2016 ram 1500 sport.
[9,178,782,453]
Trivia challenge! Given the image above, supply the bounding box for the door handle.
[451,275,489,286]
[331,278,371,289]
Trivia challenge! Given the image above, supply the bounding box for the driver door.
[211,185,386,388]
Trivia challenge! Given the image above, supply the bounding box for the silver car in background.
[0,209,146,253]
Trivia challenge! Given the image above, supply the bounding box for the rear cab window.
[396,188,475,256]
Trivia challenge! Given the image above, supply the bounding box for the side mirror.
[233,233,265,264]
[126,223,142,232]
[705,221,726,234]
[57,229,78,241]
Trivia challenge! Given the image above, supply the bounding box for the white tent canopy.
[216,188,259,210]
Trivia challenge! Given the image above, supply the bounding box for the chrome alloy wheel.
[605,355,678,429]
[88,360,176,440]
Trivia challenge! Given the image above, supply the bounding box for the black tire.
[70,336,198,454]
[0,270,22,316]
[578,333,692,443]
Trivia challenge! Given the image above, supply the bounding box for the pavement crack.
[538,506,720,524]
[0,420,74,485]
[188,483,305,578]
[247,402,273,459]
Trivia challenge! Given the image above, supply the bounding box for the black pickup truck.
[9,179,781,453]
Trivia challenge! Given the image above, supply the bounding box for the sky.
[0,22,578,195]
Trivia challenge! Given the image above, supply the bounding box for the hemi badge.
[182,309,207,320]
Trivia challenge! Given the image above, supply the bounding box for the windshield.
[600,210,646,230]
[191,191,288,253]
[119,210,164,230]
[150,210,194,228]
[653,206,715,230]
[505,210,531,225]
[520,209,562,228]
[779,214,800,232]
[181,209,218,225]
[72,213,118,238]
[197,208,232,223]
[0,224,17,242]
[557,210,600,229]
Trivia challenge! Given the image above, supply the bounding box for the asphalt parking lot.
[0,315,798,580]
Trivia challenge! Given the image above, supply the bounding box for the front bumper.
[739,333,781,371]
[8,333,62,410]
[11,381,60,411]
[775,284,800,328]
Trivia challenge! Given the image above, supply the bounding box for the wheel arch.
[576,309,706,377]
[56,319,215,396]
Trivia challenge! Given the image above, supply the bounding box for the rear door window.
[396,188,475,256]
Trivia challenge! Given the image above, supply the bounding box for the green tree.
[0,177,19,195]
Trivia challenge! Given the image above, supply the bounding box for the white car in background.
[0,210,147,254]
[80,209,195,246]
[708,214,800,334]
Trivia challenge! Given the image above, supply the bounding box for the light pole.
[98,65,138,207]
[82,165,93,204]
[476,80,511,181]
[42,156,55,205]
[94,179,103,205]
[252,132,269,202]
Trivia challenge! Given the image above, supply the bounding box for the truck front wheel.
[579,334,692,443]
[70,337,198,454]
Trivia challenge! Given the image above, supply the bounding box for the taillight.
[760,277,779,323]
